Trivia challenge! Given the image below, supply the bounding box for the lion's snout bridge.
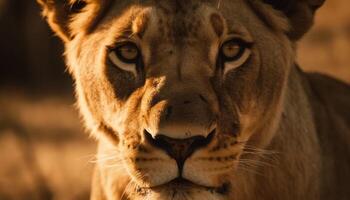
[146,89,217,138]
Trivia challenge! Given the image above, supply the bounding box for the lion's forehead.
[102,2,223,42]
[79,2,229,79]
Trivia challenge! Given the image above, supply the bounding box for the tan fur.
[38,0,350,199]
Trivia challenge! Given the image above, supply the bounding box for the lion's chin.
[134,178,229,200]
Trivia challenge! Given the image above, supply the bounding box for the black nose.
[145,130,215,171]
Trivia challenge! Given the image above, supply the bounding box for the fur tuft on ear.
[37,0,88,42]
[262,0,326,40]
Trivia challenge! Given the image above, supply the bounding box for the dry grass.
[0,89,95,200]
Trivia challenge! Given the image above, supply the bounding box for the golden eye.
[108,42,141,76]
[114,42,140,63]
[219,39,252,75]
[221,40,245,61]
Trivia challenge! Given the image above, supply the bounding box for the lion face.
[39,0,297,199]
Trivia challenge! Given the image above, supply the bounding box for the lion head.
[38,0,325,199]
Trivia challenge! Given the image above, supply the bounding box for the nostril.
[191,129,215,150]
[144,129,216,171]
[144,130,176,158]
[145,131,173,156]
[144,130,155,145]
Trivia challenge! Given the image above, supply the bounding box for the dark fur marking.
[98,122,119,144]
[210,13,224,37]
[86,0,114,34]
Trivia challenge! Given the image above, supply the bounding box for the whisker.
[89,155,120,163]
[103,163,125,169]
[237,164,264,176]
[239,159,276,168]
[120,180,134,200]
[241,145,280,164]
[234,144,280,177]
[243,145,279,155]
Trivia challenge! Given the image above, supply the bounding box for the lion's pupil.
[119,45,138,60]
[223,43,241,58]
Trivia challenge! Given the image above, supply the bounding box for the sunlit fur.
[38,0,350,199]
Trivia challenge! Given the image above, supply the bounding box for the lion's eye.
[220,39,252,75]
[222,41,243,61]
[108,42,141,76]
[115,43,139,62]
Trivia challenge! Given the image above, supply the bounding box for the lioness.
[37,0,350,199]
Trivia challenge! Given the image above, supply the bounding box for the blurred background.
[0,1,349,200]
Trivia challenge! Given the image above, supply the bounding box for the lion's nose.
[145,130,215,171]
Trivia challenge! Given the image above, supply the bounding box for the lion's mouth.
[137,178,229,195]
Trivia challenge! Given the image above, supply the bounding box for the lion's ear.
[37,0,87,42]
[262,0,326,40]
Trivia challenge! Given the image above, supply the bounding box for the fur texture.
[37,0,350,199]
